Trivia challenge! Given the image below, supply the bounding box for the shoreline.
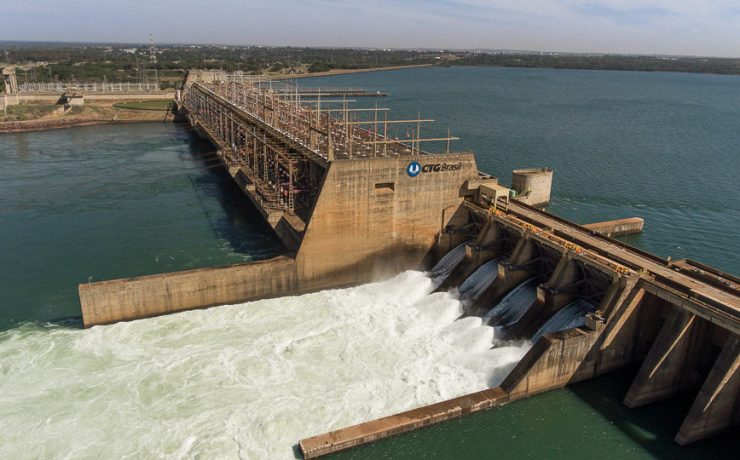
[0,116,171,134]
[267,63,435,80]
[0,65,434,133]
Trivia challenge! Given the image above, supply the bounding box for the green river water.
[0,67,738,459]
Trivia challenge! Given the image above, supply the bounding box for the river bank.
[0,64,432,133]
[0,102,172,133]
[267,63,434,80]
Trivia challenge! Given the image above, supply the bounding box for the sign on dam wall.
[77,70,740,455]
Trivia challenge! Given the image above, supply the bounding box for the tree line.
[2,42,739,89]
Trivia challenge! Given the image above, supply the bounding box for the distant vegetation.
[1,103,57,121]
[2,42,739,90]
[454,53,740,75]
[307,62,332,73]
[0,43,445,88]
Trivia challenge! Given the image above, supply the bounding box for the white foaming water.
[0,271,530,459]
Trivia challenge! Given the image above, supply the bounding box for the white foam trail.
[0,270,531,460]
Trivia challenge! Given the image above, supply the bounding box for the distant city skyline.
[2,1,740,58]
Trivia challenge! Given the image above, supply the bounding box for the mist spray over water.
[0,271,530,459]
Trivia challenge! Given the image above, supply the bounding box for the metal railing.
[18,82,161,93]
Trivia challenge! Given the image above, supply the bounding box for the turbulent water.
[0,271,529,459]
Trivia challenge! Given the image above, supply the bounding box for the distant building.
[2,67,19,94]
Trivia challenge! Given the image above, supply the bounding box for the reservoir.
[1,66,738,458]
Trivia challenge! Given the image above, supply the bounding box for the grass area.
[1,104,58,121]
[113,100,172,111]
[67,106,86,115]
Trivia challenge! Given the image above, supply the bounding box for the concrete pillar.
[472,218,504,257]
[675,336,740,445]
[467,236,536,311]
[593,284,645,373]
[624,308,703,408]
[436,205,475,260]
[503,254,582,338]
[537,254,580,313]
[501,327,601,399]
[437,217,496,291]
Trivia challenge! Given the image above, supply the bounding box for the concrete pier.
[584,217,644,237]
[675,336,740,444]
[299,387,509,458]
[79,256,300,327]
[623,309,704,408]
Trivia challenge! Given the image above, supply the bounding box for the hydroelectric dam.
[78,70,740,457]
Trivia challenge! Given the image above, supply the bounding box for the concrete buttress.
[675,335,740,445]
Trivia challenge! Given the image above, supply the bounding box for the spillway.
[457,257,502,303]
[429,241,470,287]
[482,278,538,327]
[531,299,597,343]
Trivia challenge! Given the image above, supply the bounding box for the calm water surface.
[0,123,283,329]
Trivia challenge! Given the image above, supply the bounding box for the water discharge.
[531,299,597,343]
[429,241,469,287]
[0,271,530,459]
[457,257,502,302]
[482,278,539,327]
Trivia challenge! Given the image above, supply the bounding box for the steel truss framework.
[182,78,460,215]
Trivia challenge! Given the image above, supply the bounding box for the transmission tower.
[148,33,159,89]
[149,34,157,65]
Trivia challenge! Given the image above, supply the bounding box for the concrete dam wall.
[76,70,739,457]
[79,256,300,327]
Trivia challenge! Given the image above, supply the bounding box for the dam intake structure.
[76,70,740,457]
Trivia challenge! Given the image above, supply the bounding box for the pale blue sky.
[2,1,739,57]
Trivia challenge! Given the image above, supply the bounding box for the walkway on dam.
[504,201,739,332]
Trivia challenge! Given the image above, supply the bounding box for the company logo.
[406,161,421,177]
[406,161,462,177]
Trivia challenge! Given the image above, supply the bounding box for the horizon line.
[0,39,738,61]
